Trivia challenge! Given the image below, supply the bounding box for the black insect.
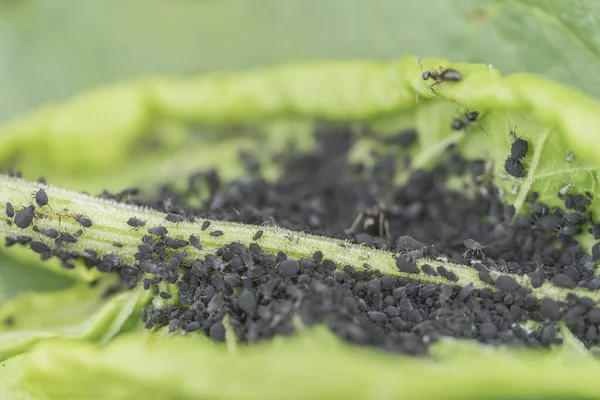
[510,137,528,160]
[420,60,463,93]
[37,176,47,185]
[126,217,146,229]
[504,157,525,178]
[39,227,59,239]
[165,213,185,223]
[451,111,479,130]
[210,230,224,237]
[148,226,168,237]
[463,238,486,259]
[344,203,399,239]
[189,235,202,251]
[56,232,77,245]
[75,215,93,228]
[74,229,83,237]
[5,202,14,218]
[29,240,51,255]
[35,188,49,208]
[102,254,123,268]
[201,220,211,231]
[112,241,123,248]
[253,230,264,241]
[5,235,31,247]
[165,237,188,249]
[14,205,35,229]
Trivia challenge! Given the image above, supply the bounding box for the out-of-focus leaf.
[1,0,600,125]
[2,328,599,400]
[0,283,149,361]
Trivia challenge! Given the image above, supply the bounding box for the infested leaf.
[2,54,600,398]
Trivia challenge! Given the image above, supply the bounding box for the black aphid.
[165,213,185,223]
[35,188,49,208]
[14,206,35,229]
[148,226,168,237]
[189,234,202,251]
[201,220,211,231]
[112,242,123,248]
[552,273,575,289]
[74,229,83,238]
[396,236,425,252]
[462,238,485,259]
[210,230,224,237]
[57,232,77,244]
[395,255,420,274]
[504,157,525,178]
[75,215,93,228]
[5,235,32,247]
[420,61,463,92]
[5,202,14,218]
[102,254,123,268]
[510,137,528,160]
[40,227,59,239]
[495,275,520,293]
[165,237,188,249]
[29,240,50,254]
[127,217,146,229]
[253,230,264,241]
[392,129,418,147]
[278,259,300,277]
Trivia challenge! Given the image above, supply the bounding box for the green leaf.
[0,281,150,361]
[2,0,600,124]
[0,252,74,302]
[2,328,598,400]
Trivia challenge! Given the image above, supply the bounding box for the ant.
[451,110,488,135]
[344,202,401,240]
[417,59,463,102]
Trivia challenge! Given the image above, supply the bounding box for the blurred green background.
[1,0,599,124]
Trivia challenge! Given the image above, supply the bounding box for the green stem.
[0,174,595,303]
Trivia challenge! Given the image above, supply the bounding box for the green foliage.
[2,0,600,123]
[2,53,600,397]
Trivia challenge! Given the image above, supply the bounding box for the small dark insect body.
[148,226,168,237]
[30,240,51,254]
[75,215,93,228]
[422,66,463,91]
[504,131,528,178]
[14,205,35,229]
[451,111,480,131]
[165,213,185,223]
[510,138,529,160]
[40,227,59,239]
[35,189,49,207]
[5,202,14,218]
[504,157,525,178]
[127,217,146,229]
[463,238,485,259]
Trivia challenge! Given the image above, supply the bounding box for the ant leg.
[429,81,440,95]
[344,211,365,235]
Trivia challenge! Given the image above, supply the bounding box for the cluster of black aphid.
[4,121,600,354]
